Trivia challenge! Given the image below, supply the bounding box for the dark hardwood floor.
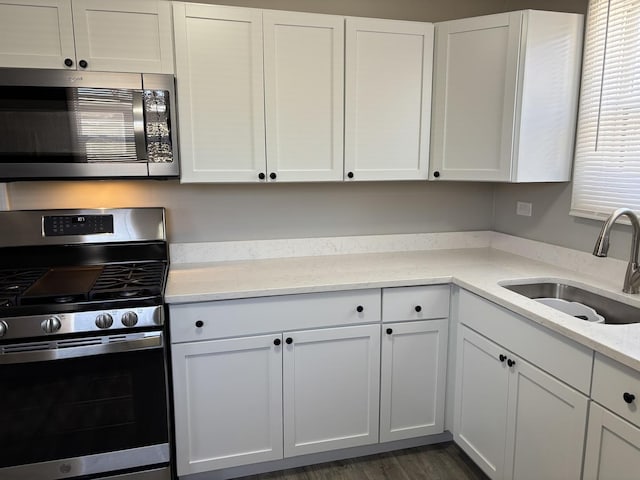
[237,442,489,480]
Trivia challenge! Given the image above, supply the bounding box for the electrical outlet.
[516,201,532,217]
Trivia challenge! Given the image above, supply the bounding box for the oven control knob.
[0,320,8,337]
[121,311,139,327]
[95,313,114,329]
[41,316,62,334]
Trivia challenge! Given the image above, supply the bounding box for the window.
[571,0,640,220]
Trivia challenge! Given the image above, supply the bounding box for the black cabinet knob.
[258,172,266,180]
[347,172,354,179]
[64,58,74,67]
[623,392,636,404]
[415,305,422,313]
[433,171,440,178]
[499,354,507,362]
[274,338,281,346]
[285,337,293,345]
[386,328,393,335]
[356,305,364,313]
[507,358,516,367]
[78,59,88,68]
[195,320,204,328]
[269,172,277,180]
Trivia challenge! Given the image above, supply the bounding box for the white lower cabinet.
[283,324,380,456]
[171,334,284,475]
[584,353,640,479]
[171,314,381,476]
[380,319,448,442]
[454,325,588,480]
[583,402,640,480]
[454,326,509,478]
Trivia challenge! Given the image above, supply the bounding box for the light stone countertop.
[166,242,640,372]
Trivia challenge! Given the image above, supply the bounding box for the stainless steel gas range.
[0,208,172,480]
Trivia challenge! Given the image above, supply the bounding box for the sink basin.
[501,282,640,325]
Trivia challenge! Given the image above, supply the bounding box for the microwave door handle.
[133,91,147,160]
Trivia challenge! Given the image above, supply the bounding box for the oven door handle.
[0,332,163,364]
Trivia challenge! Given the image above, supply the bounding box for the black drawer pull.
[285,337,293,345]
[356,305,364,313]
[499,354,507,362]
[274,338,281,346]
[386,328,393,335]
[195,320,204,328]
[507,358,516,367]
[623,392,636,404]
[414,305,422,313]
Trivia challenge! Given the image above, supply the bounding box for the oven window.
[0,347,168,468]
[0,86,138,164]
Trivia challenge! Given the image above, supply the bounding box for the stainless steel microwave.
[0,68,179,180]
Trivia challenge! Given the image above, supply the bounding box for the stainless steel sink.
[502,282,640,325]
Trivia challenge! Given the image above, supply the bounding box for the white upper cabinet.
[430,10,583,182]
[263,11,344,182]
[173,3,266,182]
[71,0,174,73]
[0,0,76,69]
[175,4,344,183]
[0,0,174,72]
[344,18,433,181]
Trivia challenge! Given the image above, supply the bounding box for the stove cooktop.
[0,262,166,308]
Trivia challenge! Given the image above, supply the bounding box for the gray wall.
[7,181,494,243]
[492,183,634,262]
[190,0,586,21]
[6,0,594,249]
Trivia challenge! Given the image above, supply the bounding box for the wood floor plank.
[237,442,489,480]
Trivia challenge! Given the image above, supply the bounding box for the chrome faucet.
[593,207,640,294]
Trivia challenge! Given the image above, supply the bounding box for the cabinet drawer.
[592,353,640,428]
[382,285,449,322]
[457,289,593,394]
[169,289,381,343]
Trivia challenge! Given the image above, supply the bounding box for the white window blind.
[571,0,640,220]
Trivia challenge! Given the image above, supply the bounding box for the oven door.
[0,331,170,480]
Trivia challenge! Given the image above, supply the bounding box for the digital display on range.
[43,215,114,236]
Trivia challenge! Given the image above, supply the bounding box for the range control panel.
[43,215,114,236]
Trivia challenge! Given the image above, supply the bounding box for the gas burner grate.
[0,268,47,306]
[89,262,165,301]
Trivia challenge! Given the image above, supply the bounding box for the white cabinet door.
[454,326,510,479]
[0,0,76,69]
[431,10,582,183]
[172,334,283,475]
[455,325,588,480]
[380,319,447,442]
[173,3,266,183]
[584,402,640,480]
[431,12,521,182]
[263,11,344,182]
[283,324,380,456]
[504,356,588,480]
[344,18,433,181]
[71,0,174,73]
